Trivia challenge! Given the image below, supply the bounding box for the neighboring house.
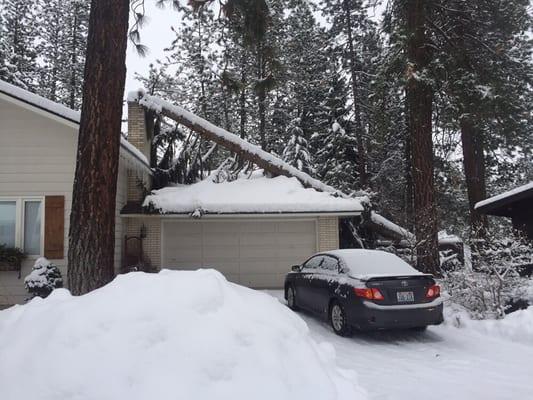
[0,80,151,306]
[0,80,408,306]
[475,182,533,240]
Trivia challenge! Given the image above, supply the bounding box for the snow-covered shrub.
[442,232,531,319]
[24,257,63,299]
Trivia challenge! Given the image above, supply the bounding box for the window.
[0,198,43,255]
[302,255,324,271]
[24,201,42,255]
[320,256,339,272]
[0,201,16,247]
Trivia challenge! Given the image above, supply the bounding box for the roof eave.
[121,210,363,218]
[475,187,533,216]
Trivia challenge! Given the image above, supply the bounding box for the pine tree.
[0,0,39,88]
[313,68,359,194]
[429,0,533,235]
[322,0,377,188]
[283,117,313,174]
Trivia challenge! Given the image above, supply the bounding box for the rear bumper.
[349,299,444,331]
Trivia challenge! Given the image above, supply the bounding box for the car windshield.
[329,250,422,279]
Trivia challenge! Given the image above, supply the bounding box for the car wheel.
[329,301,352,336]
[286,285,299,311]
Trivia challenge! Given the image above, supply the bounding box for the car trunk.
[364,275,435,305]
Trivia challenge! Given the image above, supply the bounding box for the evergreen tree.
[430,0,533,234]
[283,117,313,174]
[0,0,39,88]
[313,68,359,194]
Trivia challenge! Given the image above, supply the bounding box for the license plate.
[397,291,414,302]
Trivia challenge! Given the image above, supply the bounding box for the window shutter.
[44,196,65,259]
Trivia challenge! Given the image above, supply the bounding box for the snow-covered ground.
[265,290,533,400]
[1,270,531,400]
[0,270,366,400]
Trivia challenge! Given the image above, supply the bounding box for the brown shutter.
[44,196,65,259]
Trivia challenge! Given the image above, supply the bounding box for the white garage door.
[162,219,317,288]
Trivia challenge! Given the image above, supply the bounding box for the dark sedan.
[284,249,443,335]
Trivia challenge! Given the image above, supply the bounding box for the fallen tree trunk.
[133,91,345,197]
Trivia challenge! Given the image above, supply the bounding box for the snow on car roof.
[143,171,365,214]
[325,249,424,279]
[0,79,150,172]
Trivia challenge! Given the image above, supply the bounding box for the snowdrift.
[0,270,366,400]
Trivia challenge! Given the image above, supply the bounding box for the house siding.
[0,96,133,306]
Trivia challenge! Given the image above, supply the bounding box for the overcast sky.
[125,2,181,95]
[124,1,386,97]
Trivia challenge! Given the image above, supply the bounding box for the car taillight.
[425,284,440,299]
[354,287,384,301]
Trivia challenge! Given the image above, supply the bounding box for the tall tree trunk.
[405,0,439,274]
[404,106,414,231]
[256,41,267,150]
[69,5,79,109]
[67,0,129,295]
[239,49,247,140]
[342,0,368,188]
[460,116,488,235]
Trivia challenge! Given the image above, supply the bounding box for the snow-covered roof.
[0,79,151,173]
[475,182,533,211]
[143,172,365,215]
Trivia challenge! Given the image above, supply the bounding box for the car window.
[320,256,340,273]
[302,255,324,271]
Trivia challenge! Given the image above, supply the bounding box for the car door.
[296,255,324,311]
[313,255,342,315]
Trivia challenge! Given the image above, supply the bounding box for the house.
[475,182,533,240]
[0,80,151,306]
[0,80,408,306]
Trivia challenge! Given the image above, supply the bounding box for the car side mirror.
[291,265,301,272]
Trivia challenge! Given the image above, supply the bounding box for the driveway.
[265,290,533,400]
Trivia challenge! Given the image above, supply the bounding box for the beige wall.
[0,96,132,306]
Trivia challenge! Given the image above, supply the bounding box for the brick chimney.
[126,101,151,203]
[127,101,151,164]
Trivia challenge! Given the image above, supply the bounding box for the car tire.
[410,326,428,332]
[329,301,352,337]
[286,285,299,311]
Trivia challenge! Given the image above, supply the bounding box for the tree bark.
[256,41,267,151]
[405,0,439,274]
[67,0,129,295]
[342,0,368,188]
[460,116,488,235]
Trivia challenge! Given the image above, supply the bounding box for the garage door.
[162,219,317,288]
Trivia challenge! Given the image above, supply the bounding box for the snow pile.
[327,249,425,279]
[144,172,365,214]
[0,269,366,400]
[444,304,533,345]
